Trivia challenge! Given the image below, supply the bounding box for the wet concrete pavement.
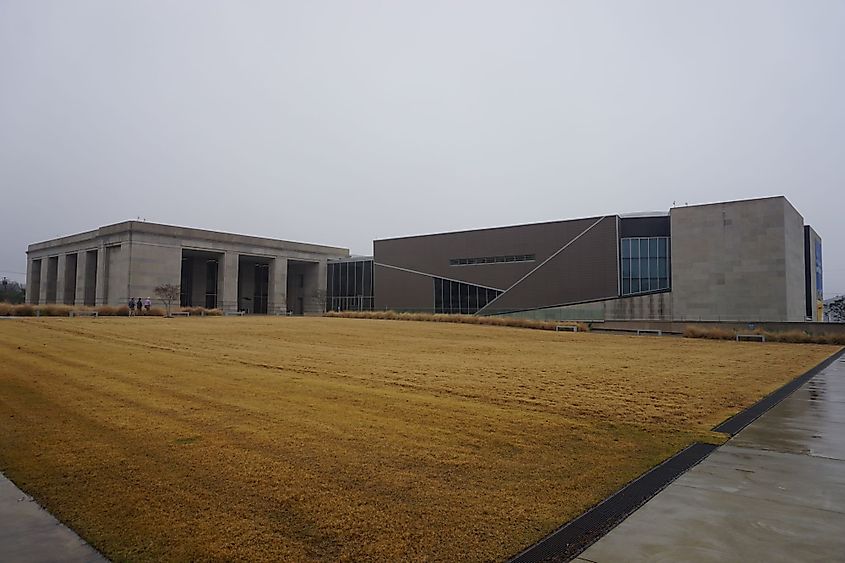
[0,473,106,563]
[577,355,845,563]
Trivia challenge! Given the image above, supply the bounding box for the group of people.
[128,297,152,316]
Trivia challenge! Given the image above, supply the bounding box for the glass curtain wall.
[326,259,374,311]
[433,277,502,314]
[620,237,670,296]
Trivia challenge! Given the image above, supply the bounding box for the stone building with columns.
[26,221,348,315]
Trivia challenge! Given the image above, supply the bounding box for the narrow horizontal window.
[449,254,536,266]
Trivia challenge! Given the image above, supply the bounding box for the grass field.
[0,317,837,561]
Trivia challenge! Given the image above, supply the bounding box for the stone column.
[39,258,49,304]
[95,244,107,305]
[75,252,87,305]
[26,257,37,304]
[56,254,66,305]
[221,251,239,312]
[269,256,288,314]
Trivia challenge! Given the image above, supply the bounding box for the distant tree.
[154,283,180,317]
[829,296,845,322]
[0,277,25,304]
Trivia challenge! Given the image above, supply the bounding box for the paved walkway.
[0,473,106,563]
[577,355,845,563]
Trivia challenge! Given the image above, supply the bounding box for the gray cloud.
[1,0,843,295]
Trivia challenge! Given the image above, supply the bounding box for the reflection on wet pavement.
[578,355,845,563]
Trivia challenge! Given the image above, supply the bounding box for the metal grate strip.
[508,442,717,563]
[713,348,845,435]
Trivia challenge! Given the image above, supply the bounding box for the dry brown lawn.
[0,317,837,562]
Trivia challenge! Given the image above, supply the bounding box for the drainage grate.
[508,442,717,563]
[713,348,845,435]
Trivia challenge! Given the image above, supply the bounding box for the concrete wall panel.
[783,201,806,322]
[670,197,801,322]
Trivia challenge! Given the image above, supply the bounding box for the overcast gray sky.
[1,1,843,296]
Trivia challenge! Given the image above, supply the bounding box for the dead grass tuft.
[325,310,587,332]
[684,325,845,345]
[178,306,223,316]
[11,303,35,316]
[0,303,223,318]
[0,318,837,561]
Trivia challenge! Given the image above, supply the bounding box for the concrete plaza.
[0,473,105,563]
[578,355,845,563]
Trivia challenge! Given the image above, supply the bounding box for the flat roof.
[28,220,349,256]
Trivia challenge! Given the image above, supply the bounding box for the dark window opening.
[180,258,192,307]
[254,264,269,314]
[205,259,218,309]
[449,254,535,266]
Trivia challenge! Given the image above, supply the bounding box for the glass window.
[658,237,667,258]
[363,261,372,297]
[657,258,667,277]
[468,285,478,312]
[620,237,670,296]
[432,277,501,314]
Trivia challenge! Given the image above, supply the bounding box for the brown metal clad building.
[374,214,624,314]
[367,196,821,322]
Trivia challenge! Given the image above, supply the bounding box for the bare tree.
[828,296,845,322]
[0,277,25,304]
[154,283,180,317]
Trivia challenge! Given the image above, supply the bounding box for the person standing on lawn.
[137,297,144,315]
[144,297,151,313]
[128,297,136,317]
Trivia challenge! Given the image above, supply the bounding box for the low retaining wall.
[596,320,845,336]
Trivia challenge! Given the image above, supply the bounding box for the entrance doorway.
[180,250,222,309]
[237,256,271,314]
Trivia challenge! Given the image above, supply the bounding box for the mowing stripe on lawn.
[508,442,717,563]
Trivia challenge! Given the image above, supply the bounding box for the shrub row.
[178,306,223,316]
[0,303,223,317]
[684,325,845,346]
[324,310,587,332]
